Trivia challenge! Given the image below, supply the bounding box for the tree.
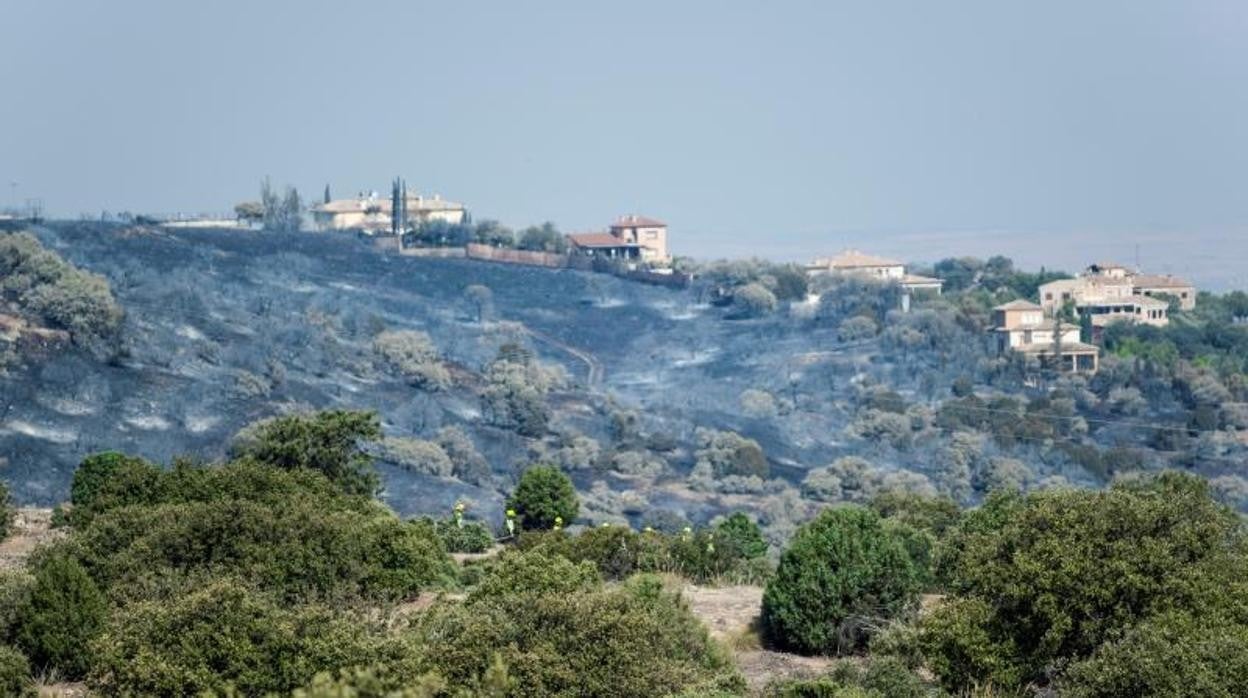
[323,183,331,205]
[231,410,383,495]
[0,479,13,541]
[517,222,566,253]
[260,177,303,232]
[15,553,107,678]
[234,201,265,225]
[507,465,578,530]
[373,330,451,390]
[733,282,777,317]
[761,506,920,655]
[464,284,493,323]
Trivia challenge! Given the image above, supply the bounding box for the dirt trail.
[682,584,834,694]
[521,325,605,387]
[0,507,59,571]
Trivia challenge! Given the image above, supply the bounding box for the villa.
[805,250,942,294]
[1037,262,1195,328]
[311,191,465,233]
[992,300,1099,373]
[567,215,670,263]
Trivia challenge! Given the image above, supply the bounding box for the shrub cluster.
[518,512,771,585]
[411,550,744,697]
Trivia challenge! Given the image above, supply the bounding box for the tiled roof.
[610,215,666,228]
[811,249,903,269]
[1130,273,1193,289]
[567,232,630,248]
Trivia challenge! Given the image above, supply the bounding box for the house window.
[1045,293,1053,301]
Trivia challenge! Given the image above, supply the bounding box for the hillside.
[4,221,1248,541]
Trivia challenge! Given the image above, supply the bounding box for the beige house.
[992,300,1099,372]
[311,191,465,233]
[567,215,669,263]
[1038,262,1195,327]
[806,249,943,293]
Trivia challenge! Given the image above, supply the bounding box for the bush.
[922,472,1247,691]
[762,506,921,655]
[0,646,34,698]
[838,315,879,342]
[0,232,123,344]
[68,451,163,525]
[734,282,778,317]
[89,579,416,696]
[71,495,453,604]
[507,465,579,530]
[694,428,769,479]
[373,329,451,390]
[434,518,495,554]
[230,410,382,496]
[14,553,107,678]
[413,556,743,697]
[0,480,13,540]
[716,512,769,560]
[766,657,939,698]
[1060,611,1248,698]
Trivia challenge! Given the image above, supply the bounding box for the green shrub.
[230,410,383,496]
[71,496,453,604]
[1060,611,1248,698]
[0,645,35,698]
[716,512,769,560]
[765,657,940,697]
[923,473,1247,690]
[0,571,33,642]
[14,553,107,678]
[412,555,742,697]
[89,579,418,696]
[0,479,13,540]
[762,506,920,655]
[67,451,163,524]
[433,517,494,554]
[507,465,578,530]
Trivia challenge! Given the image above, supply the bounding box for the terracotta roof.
[994,299,1043,311]
[567,232,630,248]
[1130,273,1193,289]
[811,249,903,269]
[610,215,666,228]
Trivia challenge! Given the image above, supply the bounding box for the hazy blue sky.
[2,1,1247,266]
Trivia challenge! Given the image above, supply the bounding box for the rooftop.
[313,194,463,214]
[610,215,666,228]
[1130,273,1194,289]
[567,232,634,248]
[810,249,903,269]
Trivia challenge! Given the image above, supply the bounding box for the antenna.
[1134,243,1140,272]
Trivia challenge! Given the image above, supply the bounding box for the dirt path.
[0,507,59,571]
[521,325,605,387]
[682,584,834,694]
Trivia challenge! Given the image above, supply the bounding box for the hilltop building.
[992,300,1099,373]
[1037,262,1195,328]
[311,191,465,233]
[567,215,669,263]
[805,250,942,293]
